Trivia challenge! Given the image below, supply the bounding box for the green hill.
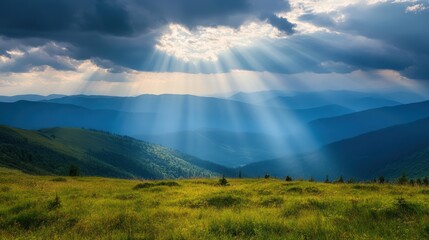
[0,126,233,179]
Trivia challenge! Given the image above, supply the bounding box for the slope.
[243,117,429,180]
[0,126,233,179]
[136,129,290,167]
[309,100,429,145]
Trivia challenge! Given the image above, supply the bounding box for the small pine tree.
[423,177,429,186]
[378,176,385,184]
[347,178,356,184]
[218,175,228,186]
[324,175,331,183]
[336,176,344,183]
[309,176,315,182]
[416,178,422,185]
[69,165,79,177]
[409,179,415,186]
[264,173,270,179]
[285,176,293,182]
[398,173,408,185]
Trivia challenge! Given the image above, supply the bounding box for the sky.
[0,0,428,96]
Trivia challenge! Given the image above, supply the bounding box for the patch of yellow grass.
[0,168,428,239]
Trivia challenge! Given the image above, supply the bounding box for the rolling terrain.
[0,126,233,179]
[243,117,429,180]
[309,100,429,145]
[137,130,290,167]
[0,168,428,239]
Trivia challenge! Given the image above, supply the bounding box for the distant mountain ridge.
[0,95,354,137]
[242,116,429,180]
[309,100,429,145]
[136,129,291,167]
[0,94,65,102]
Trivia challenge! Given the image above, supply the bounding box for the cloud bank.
[0,0,428,90]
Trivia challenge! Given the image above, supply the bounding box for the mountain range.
[1,90,429,180]
[242,116,429,180]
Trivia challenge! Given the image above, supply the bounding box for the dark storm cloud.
[264,14,296,34]
[0,0,293,72]
[297,1,429,80]
[190,31,414,75]
[0,0,428,81]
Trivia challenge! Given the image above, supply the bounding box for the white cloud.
[405,3,428,12]
[281,0,428,33]
[156,21,285,62]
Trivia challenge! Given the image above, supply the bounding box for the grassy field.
[1,168,429,239]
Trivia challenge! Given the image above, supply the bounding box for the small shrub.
[347,178,356,184]
[133,182,155,190]
[51,177,67,182]
[156,181,180,187]
[378,176,385,184]
[416,178,422,185]
[334,176,344,183]
[423,177,429,186]
[48,194,61,210]
[352,185,379,191]
[115,193,138,200]
[9,210,51,229]
[287,187,303,193]
[206,195,242,208]
[424,224,429,237]
[218,176,229,186]
[133,181,179,190]
[264,173,270,179]
[305,187,322,194]
[260,196,284,207]
[388,197,424,217]
[282,199,326,216]
[397,173,408,185]
[324,175,331,183]
[285,176,292,182]
[68,165,79,177]
[420,189,429,195]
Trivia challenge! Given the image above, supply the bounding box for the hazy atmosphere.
[1,0,429,96]
[1,1,429,239]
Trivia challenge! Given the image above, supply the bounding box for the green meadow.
[1,167,429,240]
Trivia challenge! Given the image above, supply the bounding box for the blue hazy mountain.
[136,129,291,167]
[266,96,400,111]
[309,100,429,145]
[0,95,353,166]
[242,116,429,180]
[230,90,426,110]
[0,94,65,102]
[44,94,353,119]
